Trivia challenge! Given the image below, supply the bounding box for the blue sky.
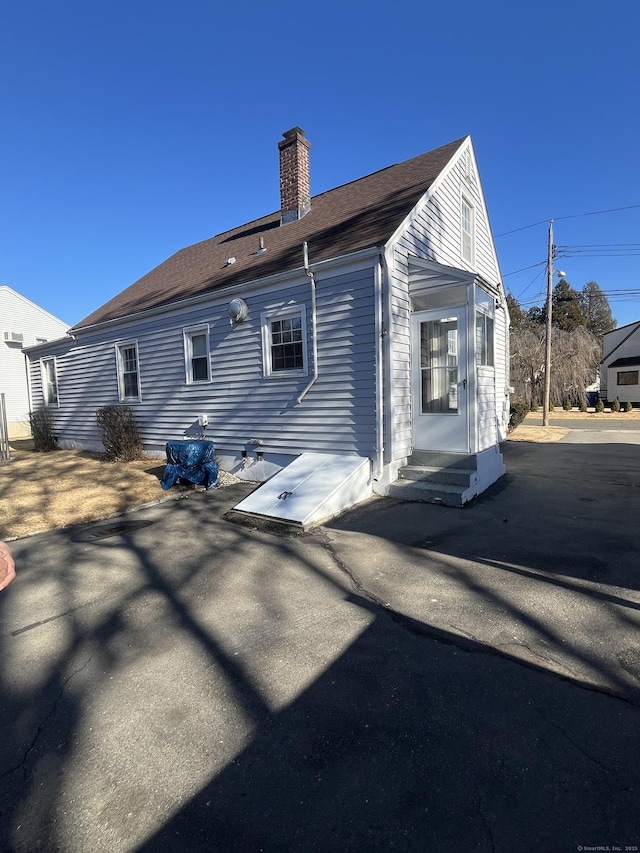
[2,1,639,329]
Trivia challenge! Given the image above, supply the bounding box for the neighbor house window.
[262,307,307,377]
[184,326,211,383]
[617,370,639,386]
[461,197,475,265]
[116,341,141,401]
[41,357,58,406]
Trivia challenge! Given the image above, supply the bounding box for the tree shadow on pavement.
[1,470,640,852]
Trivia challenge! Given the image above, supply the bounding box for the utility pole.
[542,220,554,426]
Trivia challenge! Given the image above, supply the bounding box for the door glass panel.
[420,318,459,413]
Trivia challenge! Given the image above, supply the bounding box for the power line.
[495,204,640,238]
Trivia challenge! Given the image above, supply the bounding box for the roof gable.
[75,137,466,329]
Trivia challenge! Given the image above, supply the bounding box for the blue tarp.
[161,440,219,491]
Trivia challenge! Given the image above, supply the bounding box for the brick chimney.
[278,126,311,225]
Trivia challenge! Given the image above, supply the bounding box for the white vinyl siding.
[387,141,504,460]
[27,266,377,458]
[477,366,497,451]
[0,286,68,432]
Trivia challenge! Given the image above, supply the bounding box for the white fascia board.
[72,246,382,338]
[23,334,76,355]
[465,139,505,290]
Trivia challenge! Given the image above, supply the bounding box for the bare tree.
[510,324,601,408]
[509,325,545,407]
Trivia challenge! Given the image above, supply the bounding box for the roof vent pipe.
[296,242,318,405]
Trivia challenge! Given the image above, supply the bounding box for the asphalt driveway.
[1,427,640,852]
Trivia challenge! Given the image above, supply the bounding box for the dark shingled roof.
[75,137,467,329]
[608,357,640,368]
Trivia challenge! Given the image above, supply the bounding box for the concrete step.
[388,479,467,508]
[399,465,476,487]
[408,450,478,470]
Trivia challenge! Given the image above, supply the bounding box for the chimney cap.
[282,126,306,140]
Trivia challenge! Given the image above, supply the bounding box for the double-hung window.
[116,341,141,402]
[461,197,475,266]
[262,306,307,377]
[184,326,211,383]
[475,289,495,368]
[41,357,59,406]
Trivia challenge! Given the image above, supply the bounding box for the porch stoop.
[389,450,480,508]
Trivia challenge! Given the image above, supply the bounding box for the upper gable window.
[261,306,308,378]
[41,357,59,406]
[461,197,475,265]
[184,326,211,384]
[116,341,141,402]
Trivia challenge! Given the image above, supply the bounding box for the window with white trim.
[116,341,141,401]
[475,288,494,367]
[475,312,494,367]
[461,197,475,265]
[184,326,211,383]
[262,306,307,377]
[41,357,59,406]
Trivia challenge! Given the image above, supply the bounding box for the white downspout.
[296,241,319,405]
[373,257,385,481]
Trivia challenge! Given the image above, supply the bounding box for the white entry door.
[411,307,469,452]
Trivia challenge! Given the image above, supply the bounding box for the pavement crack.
[533,704,612,775]
[1,652,95,780]
[317,530,640,711]
[474,781,496,853]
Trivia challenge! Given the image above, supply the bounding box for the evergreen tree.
[506,293,526,329]
[552,279,586,331]
[579,281,616,339]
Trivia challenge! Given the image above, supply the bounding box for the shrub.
[96,405,143,461]
[530,400,539,412]
[563,400,572,411]
[623,401,633,413]
[29,408,57,452]
[578,399,587,412]
[611,398,621,413]
[595,399,605,413]
[508,400,529,433]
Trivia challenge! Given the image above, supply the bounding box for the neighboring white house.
[0,286,69,438]
[600,320,640,405]
[27,129,510,513]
